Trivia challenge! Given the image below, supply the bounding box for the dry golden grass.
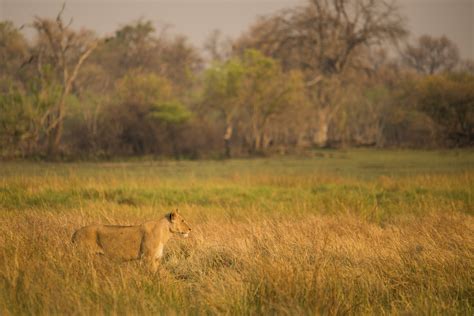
[1,211,473,315]
[0,151,473,314]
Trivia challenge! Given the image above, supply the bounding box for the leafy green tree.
[93,20,156,79]
[0,21,29,84]
[202,58,246,156]
[150,100,191,124]
[202,49,307,155]
[93,20,202,93]
[240,50,306,152]
[110,71,191,155]
[372,78,438,148]
[0,77,63,157]
[0,86,31,156]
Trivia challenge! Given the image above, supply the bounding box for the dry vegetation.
[1,150,473,315]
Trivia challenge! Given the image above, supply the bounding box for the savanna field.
[0,150,473,315]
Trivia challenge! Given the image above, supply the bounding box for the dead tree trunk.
[223,124,233,158]
[33,5,99,158]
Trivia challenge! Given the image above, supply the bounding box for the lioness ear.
[170,210,177,222]
[175,208,179,214]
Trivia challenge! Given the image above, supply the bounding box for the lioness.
[72,209,191,272]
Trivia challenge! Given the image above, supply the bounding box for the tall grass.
[1,150,473,314]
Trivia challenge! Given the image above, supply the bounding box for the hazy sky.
[1,0,473,59]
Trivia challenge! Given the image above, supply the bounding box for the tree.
[159,35,203,93]
[240,50,307,152]
[31,5,99,158]
[0,21,29,85]
[92,20,157,80]
[203,29,233,63]
[202,58,246,157]
[93,20,202,93]
[402,35,460,75]
[0,76,65,157]
[236,0,407,146]
[460,59,474,75]
[416,74,474,146]
[0,86,31,156]
[110,71,191,155]
[202,49,307,156]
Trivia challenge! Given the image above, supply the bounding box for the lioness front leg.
[146,247,164,273]
[149,258,160,273]
[141,243,162,273]
[140,250,159,273]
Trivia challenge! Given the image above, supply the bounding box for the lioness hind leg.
[72,226,105,255]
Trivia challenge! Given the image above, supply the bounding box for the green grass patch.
[0,150,473,314]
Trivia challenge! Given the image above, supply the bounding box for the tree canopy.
[0,0,472,159]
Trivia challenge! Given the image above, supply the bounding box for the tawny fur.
[72,210,191,272]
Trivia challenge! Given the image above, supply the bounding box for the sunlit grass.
[0,150,473,314]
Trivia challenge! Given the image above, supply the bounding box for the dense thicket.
[1,0,473,159]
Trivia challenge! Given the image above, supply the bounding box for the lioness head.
[169,209,192,238]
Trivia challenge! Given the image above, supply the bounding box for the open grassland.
[1,150,473,315]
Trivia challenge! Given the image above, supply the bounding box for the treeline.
[1,0,473,160]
